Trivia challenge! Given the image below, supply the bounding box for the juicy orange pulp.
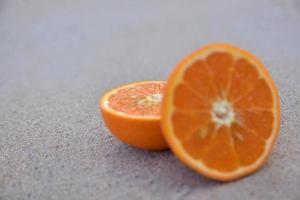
[162,44,280,181]
[107,82,164,117]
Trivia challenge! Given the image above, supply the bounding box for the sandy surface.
[1,0,300,199]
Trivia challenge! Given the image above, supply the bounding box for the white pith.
[137,94,162,106]
[211,100,235,127]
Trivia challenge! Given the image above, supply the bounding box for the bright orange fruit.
[161,43,280,181]
[100,81,168,150]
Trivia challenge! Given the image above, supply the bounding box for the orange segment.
[183,59,217,99]
[228,58,260,102]
[234,79,274,109]
[203,126,239,172]
[173,83,211,111]
[161,43,281,181]
[100,81,168,150]
[206,52,234,96]
[181,122,215,160]
[231,124,265,166]
[172,109,210,140]
[236,110,274,139]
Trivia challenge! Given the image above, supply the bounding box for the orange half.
[161,43,281,181]
[100,81,168,150]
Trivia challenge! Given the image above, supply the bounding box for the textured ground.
[1,0,300,199]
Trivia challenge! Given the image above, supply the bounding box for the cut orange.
[161,43,280,181]
[100,81,168,150]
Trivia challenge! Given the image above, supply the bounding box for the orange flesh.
[108,82,165,117]
[169,50,278,173]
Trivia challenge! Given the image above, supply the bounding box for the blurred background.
[0,0,299,199]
